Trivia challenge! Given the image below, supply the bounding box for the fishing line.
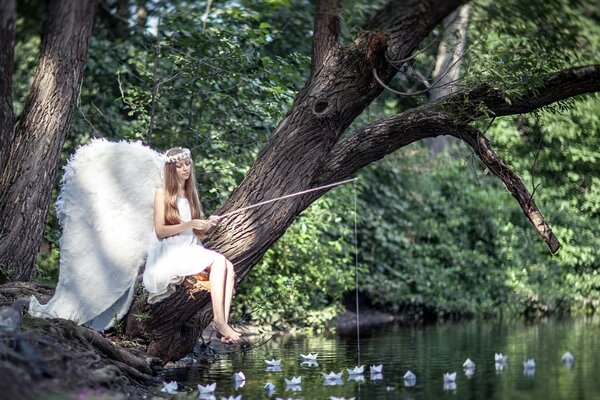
[354,179,361,367]
[220,177,359,218]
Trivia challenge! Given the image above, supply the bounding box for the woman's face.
[175,159,192,182]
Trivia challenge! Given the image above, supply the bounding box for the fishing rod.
[220,177,358,218]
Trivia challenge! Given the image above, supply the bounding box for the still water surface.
[164,317,600,399]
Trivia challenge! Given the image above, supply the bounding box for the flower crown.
[163,148,191,164]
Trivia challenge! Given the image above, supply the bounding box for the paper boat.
[198,382,216,394]
[300,353,318,361]
[322,371,343,380]
[232,371,246,381]
[285,376,302,385]
[265,359,281,367]
[463,358,476,369]
[264,382,275,391]
[495,353,508,363]
[346,365,364,375]
[161,381,177,394]
[562,351,574,364]
[403,370,416,381]
[369,364,383,374]
[443,372,457,383]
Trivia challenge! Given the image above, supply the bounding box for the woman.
[144,147,240,343]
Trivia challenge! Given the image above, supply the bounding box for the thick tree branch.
[0,0,16,175]
[320,64,600,182]
[458,65,600,120]
[456,126,561,253]
[311,0,340,75]
[366,0,466,61]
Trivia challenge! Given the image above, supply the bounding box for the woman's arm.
[153,188,213,239]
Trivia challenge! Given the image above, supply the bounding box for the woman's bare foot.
[213,321,241,342]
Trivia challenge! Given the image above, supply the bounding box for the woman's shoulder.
[155,187,165,198]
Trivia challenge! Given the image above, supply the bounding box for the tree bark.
[0,0,16,176]
[0,0,96,282]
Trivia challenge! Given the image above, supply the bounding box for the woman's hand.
[208,215,221,226]
[190,219,214,232]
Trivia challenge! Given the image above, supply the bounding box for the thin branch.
[311,0,341,74]
[456,126,560,253]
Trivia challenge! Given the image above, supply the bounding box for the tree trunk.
[126,0,466,363]
[0,0,96,282]
[423,4,470,154]
[0,0,16,177]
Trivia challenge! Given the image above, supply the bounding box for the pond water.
[163,317,600,399]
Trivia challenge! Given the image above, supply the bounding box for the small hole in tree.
[314,101,329,114]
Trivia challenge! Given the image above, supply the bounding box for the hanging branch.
[455,126,560,253]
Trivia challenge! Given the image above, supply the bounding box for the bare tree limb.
[0,0,16,175]
[311,0,340,75]
[456,126,560,253]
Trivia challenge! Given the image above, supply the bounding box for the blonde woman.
[144,147,240,343]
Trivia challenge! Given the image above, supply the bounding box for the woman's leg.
[209,255,239,341]
[224,260,235,324]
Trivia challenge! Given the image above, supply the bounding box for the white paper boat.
[346,365,364,375]
[443,372,457,383]
[463,358,476,369]
[221,396,242,400]
[403,370,416,381]
[300,352,318,361]
[161,381,177,394]
[285,376,302,385]
[232,371,246,381]
[369,364,383,374]
[198,382,216,394]
[494,353,508,363]
[523,359,536,369]
[322,371,343,380]
[562,351,574,364]
[264,382,275,391]
[265,359,281,367]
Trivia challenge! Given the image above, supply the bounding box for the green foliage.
[233,193,358,329]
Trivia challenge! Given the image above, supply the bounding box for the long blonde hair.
[163,148,205,238]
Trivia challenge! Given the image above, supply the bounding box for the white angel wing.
[29,139,163,331]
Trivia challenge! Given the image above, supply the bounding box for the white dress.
[143,197,220,303]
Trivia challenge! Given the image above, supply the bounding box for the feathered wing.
[29,139,163,331]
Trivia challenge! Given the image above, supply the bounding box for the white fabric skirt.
[144,231,220,303]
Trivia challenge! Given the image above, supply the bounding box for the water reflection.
[164,316,600,399]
